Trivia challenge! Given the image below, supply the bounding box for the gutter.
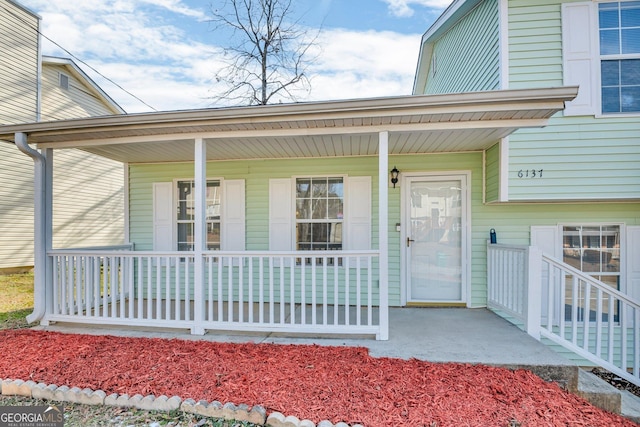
[14,132,47,323]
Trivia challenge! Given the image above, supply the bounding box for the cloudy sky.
[19,0,453,113]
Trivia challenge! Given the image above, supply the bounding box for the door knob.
[407,237,415,247]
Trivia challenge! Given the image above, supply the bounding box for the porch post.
[378,131,389,340]
[192,138,206,335]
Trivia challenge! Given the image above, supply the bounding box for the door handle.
[407,237,415,247]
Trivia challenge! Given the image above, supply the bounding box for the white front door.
[404,173,469,304]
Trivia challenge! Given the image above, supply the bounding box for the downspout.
[14,132,47,323]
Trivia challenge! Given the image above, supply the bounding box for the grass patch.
[0,272,33,330]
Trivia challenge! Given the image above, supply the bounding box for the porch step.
[576,369,640,423]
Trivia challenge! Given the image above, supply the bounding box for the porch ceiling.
[0,87,577,163]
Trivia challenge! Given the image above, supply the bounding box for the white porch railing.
[47,249,381,337]
[488,242,640,387]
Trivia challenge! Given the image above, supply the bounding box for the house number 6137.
[517,169,543,178]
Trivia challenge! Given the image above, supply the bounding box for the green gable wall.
[423,0,500,95]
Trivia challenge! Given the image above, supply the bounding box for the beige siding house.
[0,0,125,271]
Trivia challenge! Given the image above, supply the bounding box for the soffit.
[0,87,578,163]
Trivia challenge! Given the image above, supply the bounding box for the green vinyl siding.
[508,1,564,89]
[508,115,640,200]
[129,155,639,309]
[506,0,640,201]
[485,143,500,203]
[423,0,500,95]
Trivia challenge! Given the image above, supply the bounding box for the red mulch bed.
[0,330,635,426]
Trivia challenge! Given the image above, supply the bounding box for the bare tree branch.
[208,0,319,106]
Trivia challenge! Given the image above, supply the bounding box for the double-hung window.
[176,180,221,251]
[295,177,344,251]
[599,1,640,113]
[562,224,621,322]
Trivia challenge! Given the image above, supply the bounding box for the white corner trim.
[499,0,509,89]
[499,136,509,202]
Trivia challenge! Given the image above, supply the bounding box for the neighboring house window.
[295,177,344,251]
[599,1,640,113]
[176,180,221,251]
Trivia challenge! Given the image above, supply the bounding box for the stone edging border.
[1,379,364,427]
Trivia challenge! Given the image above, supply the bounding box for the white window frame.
[293,174,346,254]
[562,1,640,118]
[174,177,223,252]
[269,174,370,258]
[560,222,626,323]
[560,222,626,292]
[597,0,640,116]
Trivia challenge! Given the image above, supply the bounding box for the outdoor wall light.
[390,166,400,188]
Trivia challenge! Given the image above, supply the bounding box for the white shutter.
[153,182,173,251]
[626,226,640,301]
[269,178,293,251]
[531,225,560,258]
[346,176,371,250]
[221,179,245,251]
[562,2,597,116]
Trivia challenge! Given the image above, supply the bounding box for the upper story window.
[176,180,221,251]
[295,177,344,251]
[599,1,640,113]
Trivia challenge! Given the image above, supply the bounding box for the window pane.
[296,199,311,219]
[206,182,221,220]
[327,199,344,219]
[599,7,619,29]
[311,199,327,219]
[621,59,640,84]
[602,60,620,86]
[207,223,220,250]
[602,86,621,113]
[312,179,328,197]
[621,2,640,27]
[327,178,344,198]
[296,179,311,198]
[622,28,640,53]
[177,181,193,221]
[622,86,640,111]
[296,223,312,250]
[177,223,193,251]
[312,223,329,247]
[600,29,620,55]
